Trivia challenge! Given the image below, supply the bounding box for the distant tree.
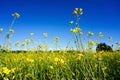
[96,43,113,52]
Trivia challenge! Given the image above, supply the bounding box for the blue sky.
[0,0,120,50]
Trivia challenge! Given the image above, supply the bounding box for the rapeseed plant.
[53,36,60,50]
[5,12,20,49]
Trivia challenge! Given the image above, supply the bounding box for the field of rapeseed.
[0,8,120,80]
[0,51,120,80]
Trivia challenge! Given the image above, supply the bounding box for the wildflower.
[3,77,9,80]
[0,28,3,32]
[79,8,83,12]
[12,76,15,79]
[79,31,83,36]
[26,58,34,63]
[75,8,79,11]
[6,48,11,52]
[88,40,96,46]
[73,10,78,15]
[77,54,84,60]
[95,64,98,68]
[72,29,78,33]
[43,33,48,37]
[102,66,107,71]
[73,8,83,15]
[87,31,94,36]
[53,36,59,41]
[60,59,65,64]
[79,8,83,15]
[75,27,80,32]
[98,55,102,61]
[22,42,26,46]
[69,21,74,24]
[12,12,20,18]
[49,66,53,69]
[30,32,34,36]
[15,41,20,46]
[2,67,11,75]
[98,32,103,38]
[70,27,80,33]
[25,39,30,44]
[9,29,14,33]
[54,57,59,63]
[11,68,16,73]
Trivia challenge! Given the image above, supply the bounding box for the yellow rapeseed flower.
[73,10,78,15]
[87,32,94,36]
[54,57,59,63]
[26,58,34,63]
[79,8,83,15]
[12,12,20,18]
[15,41,20,46]
[2,67,11,75]
[98,32,103,38]
[53,36,59,41]
[30,32,34,36]
[73,8,83,15]
[72,29,78,33]
[3,77,9,80]
[95,64,98,68]
[75,8,79,11]
[77,54,84,60]
[98,56,102,61]
[80,8,83,12]
[102,66,107,71]
[9,29,14,33]
[10,68,16,73]
[43,33,48,37]
[75,27,80,32]
[88,40,96,46]
[49,66,53,69]
[25,39,30,44]
[22,42,26,46]
[79,31,83,36]
[60,59,65,64]
[6,48,11,52]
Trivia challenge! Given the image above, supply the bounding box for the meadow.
[0,8,120,80]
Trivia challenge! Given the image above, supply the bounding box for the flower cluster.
[54,57,65,65]
[53,36,59,41]
[12,12,20,18]
[70,27,80,33]
[73,8,83,15]
[98,32,103,38]
[87,32,94,37]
